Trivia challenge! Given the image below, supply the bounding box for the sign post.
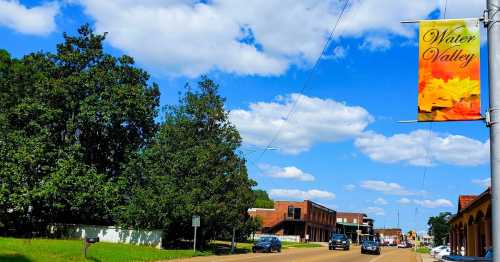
[192,215,200,253]
[486,0,500,261]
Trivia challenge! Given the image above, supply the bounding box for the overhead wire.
[253,0,352,163]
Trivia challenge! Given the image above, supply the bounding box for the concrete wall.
[253,233,301,243]
[51,224,163,249]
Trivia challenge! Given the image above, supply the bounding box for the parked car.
[361,240,381,255]
[436,247,451,260]
[252,236,281,253]
[440,249,493,262]
[432,246,449,257]
[329,234,350,250]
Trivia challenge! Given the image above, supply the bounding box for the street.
[170,246,418,262]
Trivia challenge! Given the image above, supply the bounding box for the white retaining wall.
[56,225,163,249]
[253,233,301,243]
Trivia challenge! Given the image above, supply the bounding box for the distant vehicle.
[252,236,281,253]
[431,246,449,257]
[440,249,493,262]
[329,234,350,250]
[361,241,381,255]
[398,242,407,248]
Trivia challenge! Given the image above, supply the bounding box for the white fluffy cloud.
[414,198,453,208]
[472,178,491,188]
[374,197,388,205]
[74,0,483,76]
[355,130,489,166]
[344,184,356,191]
[366,206,385,216]
[0,0,59,35]
[398,198,412,204]
[230,93,373,154]
[360,180,415,196]
[269,189,335,200]
[258,164,315,182]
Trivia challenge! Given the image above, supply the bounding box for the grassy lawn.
[0,237,211,262]
[415,246,431,253]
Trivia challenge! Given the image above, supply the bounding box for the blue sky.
[0,0,491,233]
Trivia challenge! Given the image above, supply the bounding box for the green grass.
[415,246,431,254]
[0,237,211,262]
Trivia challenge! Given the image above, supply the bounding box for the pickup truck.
[440,249,493,261]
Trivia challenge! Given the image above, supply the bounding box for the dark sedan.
[252,236,281,253]
[329,234,350,250]
[361,241,381,255]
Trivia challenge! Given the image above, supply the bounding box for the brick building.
[336,212,374,243]
[448,188,491,256]
[375,228,403,245]
[248,200,336,242]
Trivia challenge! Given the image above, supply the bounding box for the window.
[337,218,342,222]
[353,218,357,224]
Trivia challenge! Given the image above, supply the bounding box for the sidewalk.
[419,253,438,262]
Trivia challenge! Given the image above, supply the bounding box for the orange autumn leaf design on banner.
[418,19,481,121]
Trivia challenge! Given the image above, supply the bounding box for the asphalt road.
[169,246,418,262]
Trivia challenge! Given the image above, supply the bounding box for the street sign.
[192,215,200,253]
[192,215,200,227]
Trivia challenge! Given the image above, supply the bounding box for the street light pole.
[486,0,500,261]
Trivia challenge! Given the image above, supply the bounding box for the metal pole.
[231,227,236,254]
[193,226,197,253]
[487,0,500,261]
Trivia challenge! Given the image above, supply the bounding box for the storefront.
[448,188,491,256]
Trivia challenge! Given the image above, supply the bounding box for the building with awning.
[448,188,491,256]
[336,212,374,243]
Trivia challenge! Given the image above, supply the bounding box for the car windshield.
[258,237,273,242]
[331,235,346,240]
[363,241,376,246]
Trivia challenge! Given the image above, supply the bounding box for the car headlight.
[342,241,346,244]
[329,240,332,244]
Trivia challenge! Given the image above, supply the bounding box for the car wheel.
[278,248,281,253]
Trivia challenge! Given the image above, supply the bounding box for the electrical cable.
[254,0,352,162]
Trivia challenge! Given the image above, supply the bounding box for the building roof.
[337,212,367,217]
[458,195,477,212]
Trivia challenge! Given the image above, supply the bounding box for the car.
[436,247,451,259]
[398,242,407,248]
[329,234,350,250]
[252,236,281,253]
[361,240,381,255]
[440,248,493,261]
[431,246,448,257]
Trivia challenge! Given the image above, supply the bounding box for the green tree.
[428,212,452,246]
[0,25,159,234]
[253,189,274,208]
[117,77,256,244]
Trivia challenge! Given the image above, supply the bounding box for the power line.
[254,0,352,162]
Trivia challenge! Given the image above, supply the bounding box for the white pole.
[487,0,500,261]
[193,226,197,253]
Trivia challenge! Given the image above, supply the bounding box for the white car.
[431,246,448,257]
[435,248,451,259]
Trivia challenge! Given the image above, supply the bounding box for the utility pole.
[486,0,500,261]
[397,209,400,229]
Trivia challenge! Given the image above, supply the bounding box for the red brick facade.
[249,200,336,242]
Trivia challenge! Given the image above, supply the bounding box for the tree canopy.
[428,212,452,246]
[1,25,257,243]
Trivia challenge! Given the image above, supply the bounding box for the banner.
[418,19,481,121]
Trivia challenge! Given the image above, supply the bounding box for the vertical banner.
[418,19,481,121]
